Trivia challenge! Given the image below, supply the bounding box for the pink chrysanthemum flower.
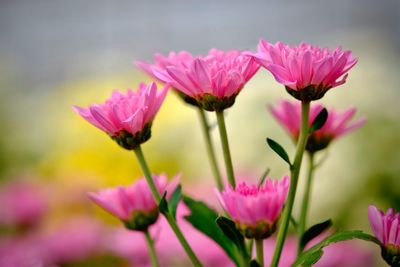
[73,82,168,150]
[89,174,177,231]
[216,176,289,239]
[136,49,260,111]
[368,205,400,266]
[269,100,366,152]
[250,40,357,101]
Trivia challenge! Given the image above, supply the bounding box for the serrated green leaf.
[309,108,328,133]
[266,138,291,166]
[216,216,247,255]
[299,219,332,252]
[292,230,381,267]
[158,192,169,215]
[168,185,181,219]
[182,196,241,265]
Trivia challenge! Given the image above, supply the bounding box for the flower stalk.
[216,110,236,188]
[270,101,310,267]
[133,146,203,267]
[144,230,161,267]
[255,239,264,267]
[197,108,224,190]
[297,152,315,255]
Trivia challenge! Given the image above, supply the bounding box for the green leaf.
[158,192,169,215]
[309,108,328,133]
[299,219,332,252]
[182,196,241,265]
[292,230,381,267]
[168,185,181,219]
[266,138,291,166]
[249,259,262,267]
[216,216,247,254]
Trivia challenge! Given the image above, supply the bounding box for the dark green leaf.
[309,108,328,133]
[299,219,332,252]
[249,259,262,267]
[158,192,169,215]
[292,230,381,267]
[266,138,291,166]
[216,216,246,254]
[168,185,181,219]
[182,196,241,265]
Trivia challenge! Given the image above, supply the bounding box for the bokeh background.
[0,1,399,266]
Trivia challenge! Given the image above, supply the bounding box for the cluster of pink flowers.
[70,39,396,267]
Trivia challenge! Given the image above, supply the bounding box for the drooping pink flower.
[137,49,260,111]
[368,205,400,266]
[73,82,168,150]
[269,100,366,152]
[89,174,178,231]
[0,181,46,228]
[216,176,289,239]
[250,40,357,101]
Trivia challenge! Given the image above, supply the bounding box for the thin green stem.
[297,152,315,255]
[270,101,310,267]
[197,108,224,190]
[255,239,264,267]
[144,230,160,267]
[215,110,236,188]
[133,146,203,267]
[133,146,161,203]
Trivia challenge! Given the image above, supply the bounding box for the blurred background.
[0,0,399,266]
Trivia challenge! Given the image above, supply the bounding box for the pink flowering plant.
[73,39,392,267]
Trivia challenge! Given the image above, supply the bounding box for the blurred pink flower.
[0,235,46,267]
[110,203,233,267]
[262,236,374,267]
[73,82,168,149]
[270,99,366,152]
[89,174,177,231]
[0,181,46,228]
[250,40,357,101]
[216,176,289,239]
[43,217,108,265]
[137,49,260,111]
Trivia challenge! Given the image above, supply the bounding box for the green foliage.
[182,195,241,265]
[266,138,291,166]
[168,185,182,219]
[299,219,332,253]
[293,230,380,267]
[309,108,328,133]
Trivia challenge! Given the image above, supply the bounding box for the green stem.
[215,110,236,188]
[144,230,161,267]
[133,146,203,267]
[297,152,315,255]
[197,108,224,190]
[270,101,310,267]
[256,239,264,267]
